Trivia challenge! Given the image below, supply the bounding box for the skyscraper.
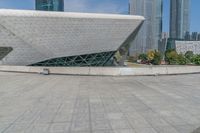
[129,0,163,54]
[170,0,190,39]
[198,33,200,41]
[191,32,198,41]
[36,0,64,11]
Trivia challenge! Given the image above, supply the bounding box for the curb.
[0,65,200,76]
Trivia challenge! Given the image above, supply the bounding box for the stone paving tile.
[0,124,10,133]
[143,116,171,128]
[27,124,50,133]
[1,72,200,133]
[91,120,112,131]
[3,124,30,133]
[109,119,131,130]
[70,121,90,132]
[48,122,71,133]
[154,126,180,133]
[174,125,196,133]
[107,113,126,120]
[113,128,136,133]
[93,130,114,133]
[175,113,200,125]
[91,113,107,121]
[53,113,73,123]
[162,115,189,126]
[34,112,55,124]
[90,105,105,113]
[134,127,158,133]
[72,113,90,122]
[127,117,152,128]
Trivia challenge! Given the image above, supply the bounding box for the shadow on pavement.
[192,127,200,133]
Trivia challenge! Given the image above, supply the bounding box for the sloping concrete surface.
[0,72,200,133]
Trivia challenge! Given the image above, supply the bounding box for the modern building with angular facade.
[129,0,163,54]
[170,0,190,39]
[36,0,64,11]
[0,9,144,66]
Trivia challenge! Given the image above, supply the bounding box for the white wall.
[176,41,200,54]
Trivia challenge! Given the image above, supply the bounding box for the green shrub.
[138,53,148,64]
[165,49,188,65]
[185,51,194,60]
[147,50,155,61]
[165,49,179,65]
[114,51,122,63]
[138,53,148,61]
[177,54,187,65]
[143,50,162,65]
[151,51,162,65]
[192,55,200,65]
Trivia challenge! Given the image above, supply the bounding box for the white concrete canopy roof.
[0,9,145,20]
[0,9,144,66]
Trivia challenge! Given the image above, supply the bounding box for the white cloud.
[64,0,128,14]
[64,0,89,12]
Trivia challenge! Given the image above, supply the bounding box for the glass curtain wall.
[170,0,190,39]
[36,0,64,11]
[129,0,163,54]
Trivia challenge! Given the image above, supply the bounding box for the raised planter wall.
[0,65,200,76]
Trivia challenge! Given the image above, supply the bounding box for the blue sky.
[0,0,199,32]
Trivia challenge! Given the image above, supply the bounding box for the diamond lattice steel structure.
[31,51,115,67]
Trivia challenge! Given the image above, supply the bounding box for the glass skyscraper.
[170,0,190,39]
[36,0,64,11]
[129,0,163,54]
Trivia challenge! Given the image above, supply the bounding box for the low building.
[176,41,200,54]
[0,9,144,66]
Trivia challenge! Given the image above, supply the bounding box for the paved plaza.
[0,72,200,133]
